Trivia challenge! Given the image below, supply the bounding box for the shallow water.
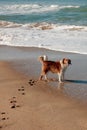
[0,0,87,54]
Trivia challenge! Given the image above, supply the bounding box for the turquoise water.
[0,0,87,26]
[0,0,87,54]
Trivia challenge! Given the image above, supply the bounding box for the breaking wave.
[0,4,80,15]
[1,20,87,30]
[0,21,87,55]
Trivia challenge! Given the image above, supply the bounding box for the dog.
[38,56,71,83]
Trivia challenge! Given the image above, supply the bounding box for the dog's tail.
[38,55,48,63]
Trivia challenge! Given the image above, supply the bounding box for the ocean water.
[0,0,87,54]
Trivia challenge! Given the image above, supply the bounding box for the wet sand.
[0,45,87,130]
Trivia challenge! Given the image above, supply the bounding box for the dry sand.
[0,46,87,130]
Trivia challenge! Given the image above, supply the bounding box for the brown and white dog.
[38,56,71,83]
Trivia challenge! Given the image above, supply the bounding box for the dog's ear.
[62,58,66,64]
[62,58,71,65]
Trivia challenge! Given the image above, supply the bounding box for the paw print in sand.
[18,86,25,95]
[0,112,9,129]
[0,112,9,121]
[28,79,36,86]
[9,97,20,109]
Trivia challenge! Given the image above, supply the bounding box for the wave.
[0,4,80,15]
[0,21,22,28]
[0,20,87,31]
[0,21,87,55]
[0,21,54,29]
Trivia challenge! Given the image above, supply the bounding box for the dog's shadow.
[49,78,87,85]
[65,79,87,85]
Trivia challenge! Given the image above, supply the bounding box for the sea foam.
[0,4,80,15]
[0,21,87,55]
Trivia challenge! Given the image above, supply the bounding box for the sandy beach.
[0,45,87,130]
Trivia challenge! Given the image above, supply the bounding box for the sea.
[0,0,87,54]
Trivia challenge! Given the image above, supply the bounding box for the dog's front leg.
[62,71,64,81]
[58,73,62,83]
[62,69,67,81]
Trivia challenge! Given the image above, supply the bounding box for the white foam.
[0,4,80,15]
[60,5,80,9]
[0,22,87,55]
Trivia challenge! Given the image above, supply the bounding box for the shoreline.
[0,45,87,129]
[0,45,87,56]
[0,45,87,102]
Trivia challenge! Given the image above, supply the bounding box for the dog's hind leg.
[39,71,48,81]
[39,75,43,80]
[39,70,46,80]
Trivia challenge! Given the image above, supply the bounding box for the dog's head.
[63,58,72,65]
